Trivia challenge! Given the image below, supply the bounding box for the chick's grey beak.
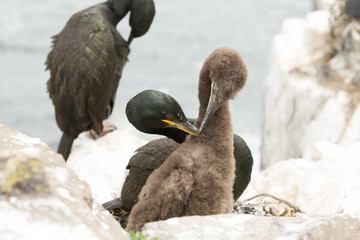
[181,120,203,136]
[199,82,223,134]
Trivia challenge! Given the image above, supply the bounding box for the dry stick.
[240,193,306,214]
[109,210,122,219]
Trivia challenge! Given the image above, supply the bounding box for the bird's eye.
[177,113,183,121]
[164,113,175,121]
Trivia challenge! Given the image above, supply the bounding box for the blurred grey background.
[0,0,311,171]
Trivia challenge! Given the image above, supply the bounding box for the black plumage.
[46,0,155,160]
[105,138,178,212]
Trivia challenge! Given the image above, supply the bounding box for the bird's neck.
[193,75,233,150]
[196,101,233,141]
[191,99,234,168]
[156,128,187,144]
[90,2,122,26]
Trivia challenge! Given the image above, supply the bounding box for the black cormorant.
[102,90,253,214]
[126,48,248,232]
[46,0,155,160]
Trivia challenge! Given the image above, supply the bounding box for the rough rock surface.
[313,0,335,10]
[142,214,360,240]
[0,123,129,240]
[67,130,146,204]
[261,10,360,169]
[327,0,360,86]
[2,121,359,240]
[242,141,360,217]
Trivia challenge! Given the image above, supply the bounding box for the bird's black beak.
[127,31,134,45]
[162,119,203,137]
[199,82,223,134]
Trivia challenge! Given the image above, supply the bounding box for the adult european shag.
[126,48,248,232]
[102,90,253,215]
[46,0,155,160]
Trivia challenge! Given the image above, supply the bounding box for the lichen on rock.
[0,150,49,195]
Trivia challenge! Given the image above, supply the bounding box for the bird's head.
[111,0,155,44]
[126,90,201,141]
[127,0,156,44]
[199,48,248,133]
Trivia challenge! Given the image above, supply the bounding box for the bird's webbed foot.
[90,120,117,139]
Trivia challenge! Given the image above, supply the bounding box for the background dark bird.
[126,48,248,232]
[102,90,253,215]
[46,0,155,160]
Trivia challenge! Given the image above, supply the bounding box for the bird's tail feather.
[102,198,123,210]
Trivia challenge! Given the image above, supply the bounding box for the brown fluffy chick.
[125,48,248,232]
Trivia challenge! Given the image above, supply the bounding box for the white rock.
[313,0,336,11]
[243,141,360,218]
[342,104,360,145]
[142,213,360,240]
[262,11,360,169]
[67,130,147,204]
[0,124,129,240]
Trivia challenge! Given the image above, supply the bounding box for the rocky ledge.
[1,121,360,239]
[0,124,130,240]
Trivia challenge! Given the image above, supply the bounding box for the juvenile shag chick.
[46,0,155,160]
[102,90,253,212]
[125,48,248,232]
